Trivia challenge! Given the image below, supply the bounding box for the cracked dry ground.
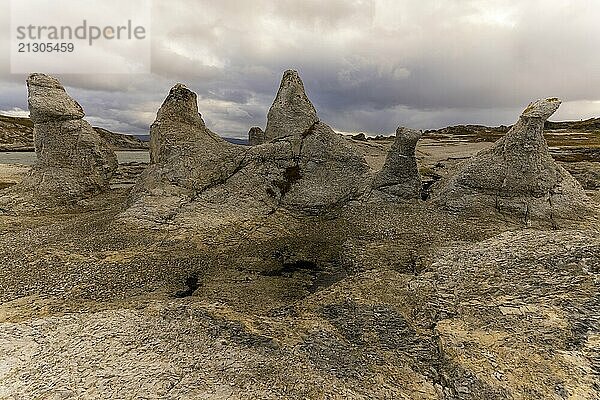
[0,189,599,399]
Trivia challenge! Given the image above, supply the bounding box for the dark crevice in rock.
[421,178,439,200]
[273,165,302,196]
[394,253,421,275]
[301,121,319,138]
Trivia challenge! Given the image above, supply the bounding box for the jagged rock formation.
[127,71,370,223]
[433,98,590,223]
[248,126,265,146]
[372,127,423,199]
[264,70,318,141]
[249,70,370,213]
[277,120,370,212]
[1,73,600,399]
[0,73,117,209]
[132,84,243,199]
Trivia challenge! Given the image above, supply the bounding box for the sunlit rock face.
[372,126,423,200]
[0,73,117,210]
[433,98,590,224]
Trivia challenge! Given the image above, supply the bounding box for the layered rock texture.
[0,114,34,151]
[372,126,423,199]
[0,114,147,151]
[127,70,370,223]
[0,73,117,209]
[433,98,590,224]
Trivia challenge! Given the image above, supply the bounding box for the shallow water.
[0,151,150,165]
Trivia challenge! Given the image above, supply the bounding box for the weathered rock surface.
[433,98,590,224]
[1,75,600,398]
[126,71,370,224]
[372,126,423,199]
[248,126,266,146]
[1,199,598,399]
[560,161,600,190]
[0,74,117,210]
[264,69,318,142]
[131,83,243,200]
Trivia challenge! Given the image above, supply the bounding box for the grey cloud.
[0,0,599,138]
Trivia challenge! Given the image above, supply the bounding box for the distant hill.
[424,118,600,142]
[92,127,149,151]
[0,114,34,151]
[225,138,249,146]
[0,114,148,151]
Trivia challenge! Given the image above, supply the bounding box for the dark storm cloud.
[1,0,599,137]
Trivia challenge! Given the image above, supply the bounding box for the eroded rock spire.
[433,98,589,224]
[126,70,371,224]
[248,126,266,146]
[132,83,243,200]
[372,127,423,199]
[1,73,117,209]
[264,70,318,141]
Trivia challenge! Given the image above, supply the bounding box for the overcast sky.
[1,0,600,138]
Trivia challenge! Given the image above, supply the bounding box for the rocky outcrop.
[372,127,423,199]
[131,83,243,200]
[0,114,147,151]
[248,127,266,146]
[0,73,117,209]
[126,71,370,224]
[247,70,370,213]
[264,70,318,142]
[277,121,370,212]
[433,98,590,224]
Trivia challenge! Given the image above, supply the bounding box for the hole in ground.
[421,177,440,200]
[174,275,199,298]
[261,260,319,276]
[261,260,347,294]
